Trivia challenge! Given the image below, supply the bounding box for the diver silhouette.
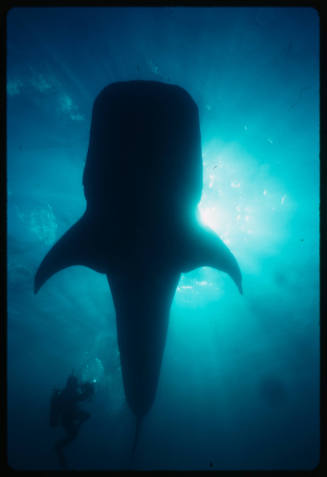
[50,373,94,469]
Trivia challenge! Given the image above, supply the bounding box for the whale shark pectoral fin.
[182,226,243,295]
[34,215,105,294]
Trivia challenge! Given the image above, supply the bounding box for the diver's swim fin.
[182,225,243,294]
[54,442,68,469]
[34,215,106,294]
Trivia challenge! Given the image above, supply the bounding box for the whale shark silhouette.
[35,81,242,423]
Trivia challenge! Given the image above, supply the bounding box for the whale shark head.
[34,80,242,417]
[83,80,203,227]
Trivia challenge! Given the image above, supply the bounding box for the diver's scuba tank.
[49,388,62,427]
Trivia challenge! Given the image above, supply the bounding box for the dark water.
[6,6,319,470]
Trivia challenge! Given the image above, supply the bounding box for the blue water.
[7,6,320,470]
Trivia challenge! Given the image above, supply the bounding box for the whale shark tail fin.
[34,215,105,294]
[129,415,144,468]
[182,225,243,295]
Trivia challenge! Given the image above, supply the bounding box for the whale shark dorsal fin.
[34,215,106,294]
[182,225,243,295]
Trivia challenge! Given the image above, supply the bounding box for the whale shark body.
[35,81,242,420]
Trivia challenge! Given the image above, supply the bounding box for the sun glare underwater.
[7,6,320,471]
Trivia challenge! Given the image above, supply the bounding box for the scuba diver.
[50,372,95,468]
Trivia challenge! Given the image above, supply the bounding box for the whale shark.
[34,80,242,427]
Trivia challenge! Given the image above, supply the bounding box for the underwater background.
[7,6,320,470]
